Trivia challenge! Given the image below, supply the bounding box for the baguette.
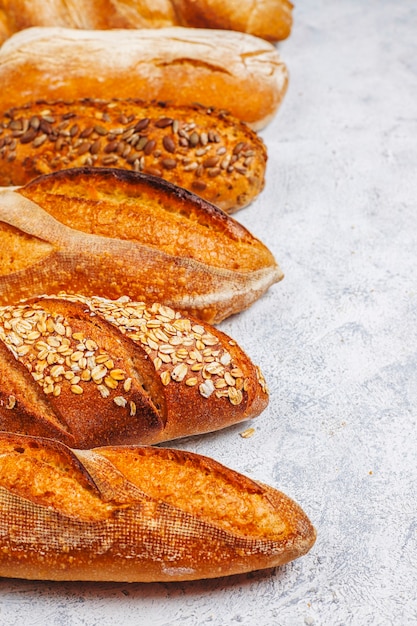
[0,98,267,213]
[0,0,293,44]
[0,167,283,323]
[0,293,269,448]
[0,432,316,582]
[0,26,288,130]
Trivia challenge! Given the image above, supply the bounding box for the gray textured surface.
[1,1,417,624]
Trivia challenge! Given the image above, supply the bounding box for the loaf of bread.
[0,0,293,44]
[0,167,283,323]
[0,26,288,130]
[0,432,316,581]
[0,293,269,448]
[0,98,267,213]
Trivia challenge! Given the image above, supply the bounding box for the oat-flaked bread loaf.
[0,432,316,582]
[0,293,269,448]
[0,99,267,213]
[0,0,293,44]
[0,26,288,130]
[0,167,283,323]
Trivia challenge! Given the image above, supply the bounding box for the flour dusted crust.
[0,0,293,44]
[0,26,288,129]
[0,433,316,582]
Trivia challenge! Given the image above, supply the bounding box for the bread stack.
[0,0,316,583]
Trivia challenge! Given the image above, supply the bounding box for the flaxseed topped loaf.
[0,99,267,213]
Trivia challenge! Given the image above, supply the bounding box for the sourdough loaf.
[0,98,267,213]
[0,293,269,448]
[0,167,283,323]
[0,0,293,44]
[0,432,316,581]
[0,26,288,130]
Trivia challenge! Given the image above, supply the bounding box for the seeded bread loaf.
[0,0,293,44]
[0,26,288,130]
[0,432,316,581]
[0,99,267,213]
[0,167,283,323]
[0,293,269,448]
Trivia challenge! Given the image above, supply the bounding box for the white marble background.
[1,1,417,624]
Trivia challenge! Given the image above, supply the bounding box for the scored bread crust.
[0,26,288,130]
[0,432,316,582]
[0,167,283,323]
[0,0,293,44]
[0,98,268,213]
[0,293,269,448]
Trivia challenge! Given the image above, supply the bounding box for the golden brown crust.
[0,293,269,447]
[0,433,316,582]
[0,167,283,323]
[0,26,288,130]
[171,0,293,42]
[0,98,267,213]
[0,0,293,44]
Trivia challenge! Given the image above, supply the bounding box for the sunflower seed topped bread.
[0,167,283,323]
[0,26,288,130]
[0,432,316,582]
[0,98,267,212]
[0,293,269,448]
[0,0,293,45]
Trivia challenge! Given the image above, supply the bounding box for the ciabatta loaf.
[0,0,293,44]
[0,293,269,448]
[0,167,283,323]
[0,98,267,213]
[0,432,316,582]
[0,26,288,130]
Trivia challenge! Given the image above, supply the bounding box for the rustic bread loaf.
[0,26,288,130]
[0,0,293,44]
[0,293,269,448]
[0,98,267,213]
[0,432,316,581]
[0,167,283,323]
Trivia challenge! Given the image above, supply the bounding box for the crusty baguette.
[0,26,288,130]
[0,167,283,323]
[0,432,316,581]
[0,293,269,448]
[0,98,267,213]
[0,0,293,44]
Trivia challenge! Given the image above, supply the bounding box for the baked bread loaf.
[0,98,267,213]
[0,293,269,448]
[0,167,283,323]
[0,432,316,581]
[0,0,293,44]
[0,26,288,130]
